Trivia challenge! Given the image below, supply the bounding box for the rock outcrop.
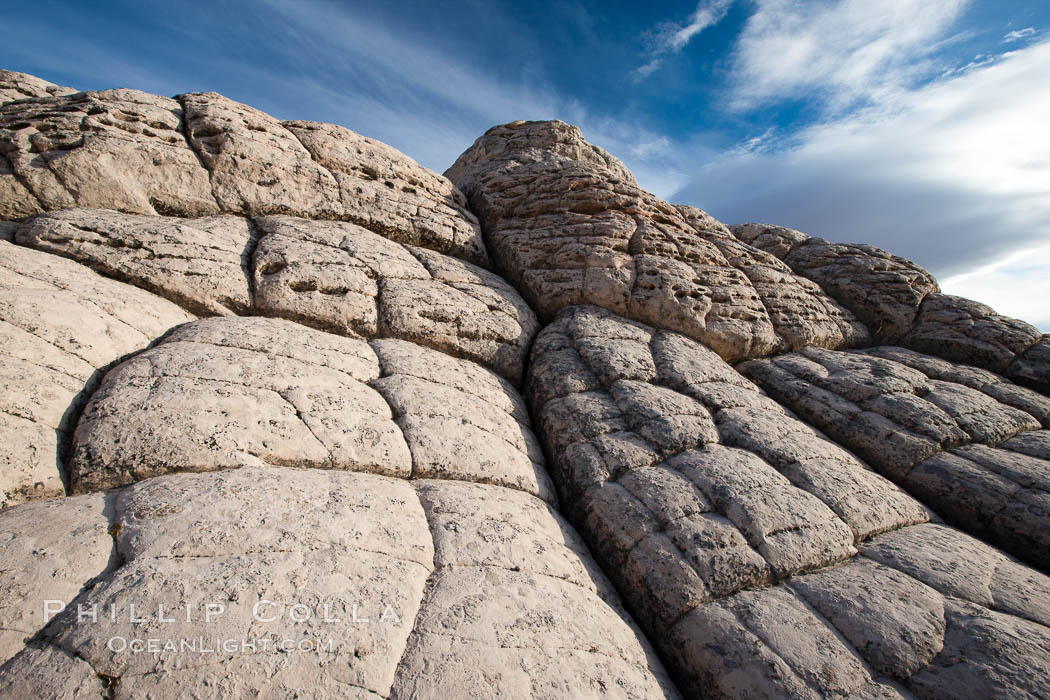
[733,222,1050,393]
[446,120,868,362]
[2,70,1049,698]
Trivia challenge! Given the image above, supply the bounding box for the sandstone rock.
[0,240,194,507]
[446,120,868,362]
[69,316,401,490]
[179,93,488,265]
[0,645,103,698]
[0,493,112,664]
[0,466,676,697]
[741,346,1050,570]
[0,70,76,105]
[283,120,487,265]
[903,293,1042,372]
[0,89,220,219]
[522,306,1050,697]
[16,208,253,316]
[252,215,537,383]
[71,317,553,503]
[860,523,1050,628]
[860,345,1050,428]
[784,238,938,343]
[0,82,486,268]
[730,222,811,258]
[1008,334,1050,395]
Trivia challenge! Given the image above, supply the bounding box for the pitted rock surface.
[903,293,1043,373]
[732,223,1050,388]
[528,305,1050,698]
[13,209,534,382]
[0,73,485,267]
[0,466,676,698]
[3,69,1050,698]
[0,87,221,219]
[71,316,553,502]
[445,120,868,362]
[1010,334,1050,395]
[0,493,111,664]
[732,223,940,344]
[252,215,537,383]
[0,240,194,507]
[0,70,76,105]
[179,92,488,266]
[16,208,254,316]
[741,345,1050,570]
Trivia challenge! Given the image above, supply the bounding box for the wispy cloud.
[633,0,734,80]
[1004,27,1037,43]
[675,38,1050,320]
[727,0,970,110]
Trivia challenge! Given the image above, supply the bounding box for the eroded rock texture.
[0,240,194,507]
[0,70,76,106]
[0,76,486,267]
[0,468,676,698]
[12,208,537,383]
[741,345,1050,571]
[732,222,1050,392]
[446,120,868,362]
[2,69,1050,698]
[527,305,1050,698]
[252,215,537,383]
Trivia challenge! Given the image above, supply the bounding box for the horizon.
[3,0,1048,330]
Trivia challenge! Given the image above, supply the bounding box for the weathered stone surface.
[730,221,811,259]
[733,223,1050,388]
[784,238,938,343]
[71,317,553,503]
[0,493,111,664]
[0,88,220,220]
[446,120,868,362]
[0,70,76,105]
[0,645,103,698]
[253,215,537,383]
[741,346,1050,570]
[860,345,1050,428]
[0,240,194,507]
[283,120,487,265]
[179,92,488,265]
[0,465,676,697]
[394,480,676,699]
[16,208,253,316]
[1008,334,1050,395]
[521,306,1050,697]
[903,293,1043,372]
[0,81,485,267]
[860,523,1050,628]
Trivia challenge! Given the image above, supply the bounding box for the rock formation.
[1,72,1049,698]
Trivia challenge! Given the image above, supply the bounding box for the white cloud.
[728,0,969,109]
[1004,27,1036,43]
[633,0,734,80]
[675,39,1050,326]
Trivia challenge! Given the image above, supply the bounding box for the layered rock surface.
[12,208,537,383]
[446,120,868,362]
[0,81,487,265]
[741,345,1050,571]
[733,223,1050,393]
[528,305,1050,698]
[2,70,1050,698]
[0,240,194,507]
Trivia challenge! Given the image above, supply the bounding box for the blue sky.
[4,0,1049,330]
